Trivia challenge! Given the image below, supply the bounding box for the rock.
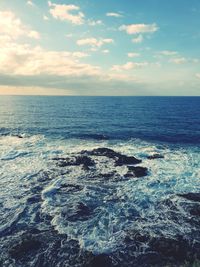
[189,204,200,216]
[125,166,148,178]
[178,193,200,202]
[82,147,142,166]
[86,254,113,267]
[54,156,95,169]
[115,155,142,166]
[149,236,190,261]
[147,154,164,160]
[61,202,92,222]
[82,147,121,159]
[9,237,41,260]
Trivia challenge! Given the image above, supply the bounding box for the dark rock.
[189,204,200,216]
[55,156,95,169]
[178,193,200,202]
[115,156,142,166]
[82,147,141,166]
[147,154,164,160]
[9,237,41,260]
[149,236,190,261]
[82,147,121,158]
[125,166,148,178]
[86,254,113,267]
[61,202,92,222]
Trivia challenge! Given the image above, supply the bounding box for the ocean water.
[0,96,200,266]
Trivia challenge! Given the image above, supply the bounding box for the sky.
[0,0,200,96]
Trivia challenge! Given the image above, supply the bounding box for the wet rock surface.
[125,166,148,178]
[147,154,164,160]
[177,193,200,202]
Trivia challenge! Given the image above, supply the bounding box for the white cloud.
[77,38,114,48]
[169,57,187,64]
[28,30,40,39]
[0,40,98,76]
[196,73,200,79]
[0,10,40,40]
[119,23,158,34]
[27,1,34,7]
[43,15,49,21]
[111,61,148,71]
[106,12,123,18]
[88,19,103,26]
[159,50,178,56]
[132,35,143,43]
[48,1,84,25]
[102,49,110,54]
[127,52,140,58]
[71,52,89,58]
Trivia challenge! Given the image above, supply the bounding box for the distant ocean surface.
[0,96,200,267]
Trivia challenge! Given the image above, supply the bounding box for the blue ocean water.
[0,96,199,143]
[0,96,200,266]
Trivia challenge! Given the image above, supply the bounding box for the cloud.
[102,49,110,54]
[159,50,178,56]
[132,35,143,43]
[27,1,35,7]
[43,15,49,21]
[119,23,158,34]
[77,38,114,48]
[88,19,103,26]
[0,41,98,76]
[127,52,140,58]
[48,1,84,25]
[0,10,40,40]
[111,61,148,71]
[196,73,200,79]
[169,57,187,64]
[106,12,123,18]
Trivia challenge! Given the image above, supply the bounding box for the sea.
[0,96,199,267]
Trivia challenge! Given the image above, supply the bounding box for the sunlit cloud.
[106,12,123,18]
[119,23,158,34]
[77,38,114,48]
[127,52,140,58]
[111,61,148,71]
[169,57,187,64]
[48,1,85,25]
[159,50,178,56]
[0,10,40,40]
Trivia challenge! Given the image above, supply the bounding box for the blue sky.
[0,0,200,95]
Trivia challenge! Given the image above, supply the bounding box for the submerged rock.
[9,236,41,260]
[85,254,113,267]
[178,193,200,202]
[61,202,92,222]
[147,154,164,160]
[149,236,190,261]
[125,166,148,178]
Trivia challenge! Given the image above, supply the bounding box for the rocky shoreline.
[0,147,200,267]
